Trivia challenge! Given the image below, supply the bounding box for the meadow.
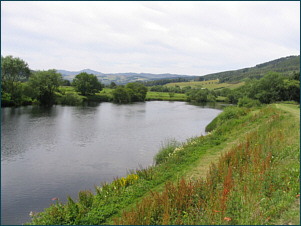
[165,80,245,90]
[26,103,300,225]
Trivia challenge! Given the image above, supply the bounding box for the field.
[166,80,245,90]
[145,91,187,101]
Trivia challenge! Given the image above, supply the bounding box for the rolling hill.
[57,69,191,85]
[197,55,300,83]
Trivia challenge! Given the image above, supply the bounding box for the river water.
[1,101,223,225]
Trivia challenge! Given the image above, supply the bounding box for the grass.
[145,91,187,101]
[166,80,245,90]
[26,103,300,225]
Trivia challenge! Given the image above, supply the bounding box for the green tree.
[109,81,117,89]
[1,55,31,101]
[125,83,148,102]
[255,72,285,104]
[72,72,103,95]
[112,86,130,103]
[28,69,62,105]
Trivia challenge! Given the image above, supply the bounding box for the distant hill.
[197,55,300,83]
[57,69,191,85]
[57,55,300,85]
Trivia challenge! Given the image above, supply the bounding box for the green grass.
[145,91,187,101]
[26,104,300,225]
[165,80,245,90]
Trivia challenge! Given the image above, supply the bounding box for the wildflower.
[52,197,58,201]
[224,217,231,221]
[29,211,34,217]
[296,194,300,198]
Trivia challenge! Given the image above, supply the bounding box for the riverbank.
[26,103,300,225]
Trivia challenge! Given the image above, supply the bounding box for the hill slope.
[198,55,300,83]
[57,69,191,85]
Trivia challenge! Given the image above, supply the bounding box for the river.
[1,101,223,225]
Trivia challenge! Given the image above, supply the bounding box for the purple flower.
[52,197,58,201]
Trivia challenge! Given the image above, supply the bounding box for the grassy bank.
[26,104,300,225]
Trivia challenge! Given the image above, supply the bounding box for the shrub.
[218,106,247,123]
[59,93,83,106]
[237,96,261,108]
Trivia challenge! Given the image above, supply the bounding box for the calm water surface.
[1,101,223,225]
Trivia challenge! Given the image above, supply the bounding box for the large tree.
[1,55,31,101]
[72,72,103,96]
[28,69,62,105]
[125,82,148,102]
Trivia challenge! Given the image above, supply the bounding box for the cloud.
[1,1,300,75]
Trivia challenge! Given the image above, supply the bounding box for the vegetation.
[1,55,31,105]
[72,72,103,96]
[197,55,300,83]
[25,103,300,225]
[112,82,148,103]
[26,69,63,105]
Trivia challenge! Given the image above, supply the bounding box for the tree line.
[1,56,148,106]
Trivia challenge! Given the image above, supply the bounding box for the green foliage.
[186,88,217,103]
[112,86,131,103]
[59,93,83,106]
[237,96,261,108]
[219,71,300,104]
[218,106,247,123]
[199,55,300,83]
[112,83,148,103]
[1,55,31,102]
[28,69,62,105]
[72,72,103,96]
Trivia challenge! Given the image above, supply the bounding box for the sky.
[1,1,300,76]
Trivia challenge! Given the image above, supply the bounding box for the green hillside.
[197,55,300,83]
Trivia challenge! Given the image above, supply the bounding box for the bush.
[238,96,261,108]
[218,106,247,123]
[59,93,83,106]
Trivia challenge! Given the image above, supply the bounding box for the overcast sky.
[1,1,300,76]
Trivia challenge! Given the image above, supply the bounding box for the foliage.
[125,82,148,101]
[112,83,148,103]
[58,93,83,106]
[219,71,300,104]
[27,70,62,105]
[1,55,31,102]
[186,88,217,103]
[237,96,261,108]
[137,77,191,87]
[199,55,300,83]
[72,72,103,96]
[112,86,131,103]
